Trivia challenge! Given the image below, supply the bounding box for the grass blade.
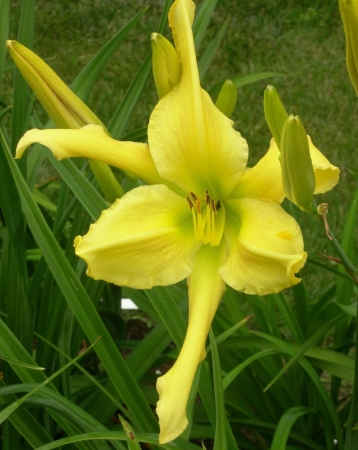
[108,53,151,139]
[199,18,229,80]
[108,2,171,139]
[11,0,35,156]
[192,0,218,51]
[71,7,149,102]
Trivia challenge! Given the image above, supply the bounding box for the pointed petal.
[148,0,247,199]
[307,136,340,194]
[156,242,226,444]
[231,136,340,202]
[75,185,197,289]
[16,125,171,187]
[221,198,307,296]
[230,141,284,202]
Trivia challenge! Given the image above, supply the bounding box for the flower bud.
[6,40,105,129]
[264,85,288,149]
[7,40,124,201]
[280,115,315,212]
[215,79,237,118]
[151,33,181,99]
[339,0,358,95]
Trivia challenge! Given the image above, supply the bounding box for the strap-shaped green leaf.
[199,18,229,81]
[0,130,158,433]
[0,384,126,450]
[71,7,149,103]
[35,431,202,450]
[209,329,227,450]
[192,0,218,51]
[208,72,282,98]
[271,406,315,450]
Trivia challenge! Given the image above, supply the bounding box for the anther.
[186,196,194,209]
[211,199,217,213]
[195,198,201,214]
[190,192,197,202]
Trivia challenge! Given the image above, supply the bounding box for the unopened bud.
[151,33,180,99]
[7,40,124,201]
[6,40,105,129]
[215,79,237,118]
[280,115,315,212]
[264,85,288,149]
[339,0,358,95]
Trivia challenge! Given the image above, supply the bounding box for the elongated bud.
[215,79,237,118]
[7,40,124,201]
[6,40,105,129]
[151,33,180,99]
[264,85,288,149]
[339,0,358,95]
[280,115,315,212]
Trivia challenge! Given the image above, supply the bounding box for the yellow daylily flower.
[16,0,338,443]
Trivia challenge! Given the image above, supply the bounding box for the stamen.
[190,192,197,202]
[191,206,198,242]
[186,190,225,246]
[211,209,216,244]
[186,196,194,209]
[211,198,217,214]
[205,189,210,205]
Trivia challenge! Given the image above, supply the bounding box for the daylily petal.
[75,185,197,289]
[16,125,179,188]
[307,136,340,194]
[148,0,248,199]
[221,198,307,296]
[156,242,227,443]
[232,136,340,202]
[230,143,284,202]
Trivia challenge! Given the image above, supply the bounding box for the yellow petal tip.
[74,235,82,249]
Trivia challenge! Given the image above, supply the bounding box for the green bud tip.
[215,79,237,118]
[151,33,181,99]
[264,85,288,149]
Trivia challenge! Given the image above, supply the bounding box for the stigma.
[186,190,225,247]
